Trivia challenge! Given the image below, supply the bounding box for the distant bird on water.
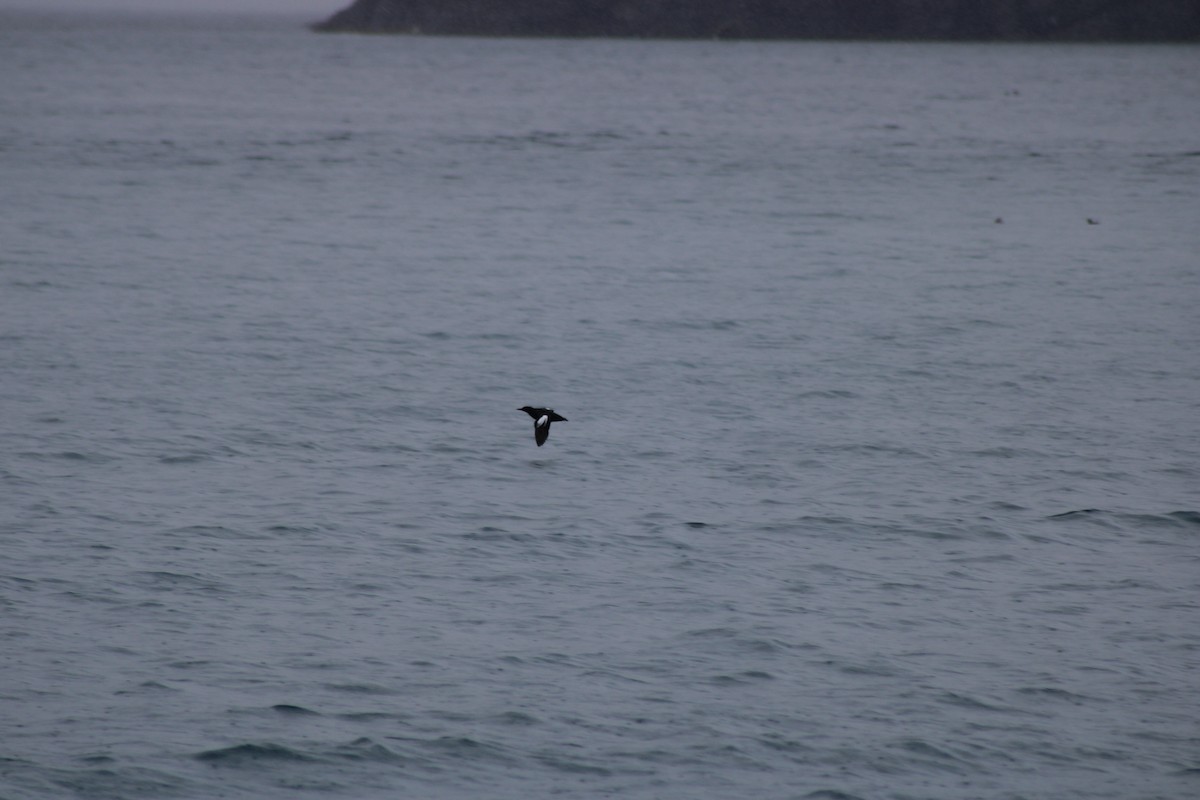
[518,406,567,447]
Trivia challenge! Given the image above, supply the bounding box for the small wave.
[336,710,411,723]
[1049,508,1105,520]
[533,752,611,776]
[330,737,407,764]
[131,681,176,693]
[1016,686,1094,704]
[629,317,741,332]
[0,758,187,797]
[1048,508,1200,529]
[264,523,327,535]
[394,734,519,765]
[448,129,627,152]
[490,710,539,726]
[157,452,210,464]
[22,450,113,463]
[970,446,1042,458]
[323,682,397,696]
[683,627,808,660]
[271,704,321,716]
[463,526,535,542]
[137,570,219,589]
[709,670,774,685]
[897,739,974,772]
[195,742,318,764]
[936,691,1018,714]
[795,388,859,399]
[164,525,263,541]
[195,737,411,772]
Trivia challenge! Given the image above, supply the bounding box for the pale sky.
[0,0,342,13]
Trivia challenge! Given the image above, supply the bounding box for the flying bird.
[518,406,567,447]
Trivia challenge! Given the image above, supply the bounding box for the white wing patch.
[536,415,549,428]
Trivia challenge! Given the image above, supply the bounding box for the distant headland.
[312,0,1200,40]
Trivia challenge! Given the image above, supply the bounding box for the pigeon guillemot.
[518,406,567,447]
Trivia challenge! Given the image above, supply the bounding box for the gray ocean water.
[2,11,1198,800]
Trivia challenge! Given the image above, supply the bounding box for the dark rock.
[311,0,1200,41]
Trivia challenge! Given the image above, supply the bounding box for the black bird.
[518,406,567,447]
